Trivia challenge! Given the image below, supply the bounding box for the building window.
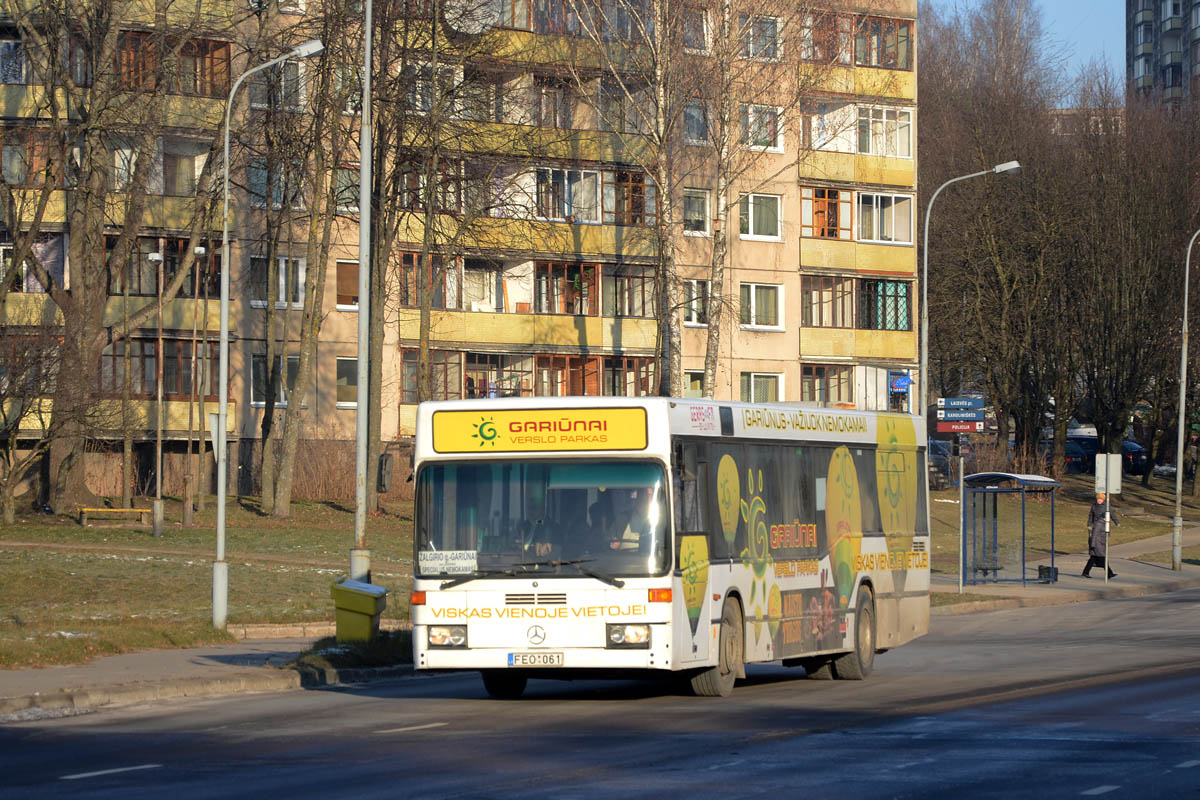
[741,104,781,150]
[116,31,156,89]
[465,353,531,398]
[536,168,599,222]
[800,12,852,64]
[682,8,709,52]
[857,106,912,157]
[602,170,657,226]
[684,278,709,325]
[604,356,656,396]
[854,16,913,70]
[533,76,572,128]
[106,237,164,296]
[603,265,656,317]
[683,189,709,235]
[249,256,305,309]
[2,129,53,187]
[739,193,781,240]
[175,39,231,97]
[535,261,598,315]
[401,349,462,402]
[99,339,218,400]
[801,364,852,404]
[857,193,913,244]
[858,279,911,331]
[0,37,26,84]
[248,159,305,210]
[162,150,200,197]
[336,260,358,308]
[684,370,705,398]
[249,60,304,110]
[800,187,851,239]
[334,166,359,213]
[599,79,651,134]
[251,354,301,406]
[740,14,779,59]
[739,282,781,328]
[399,252,457,309]
[684,100,709,144]
[740,372,780,402]
[399,159,463,214]
[801,275,853,328]
[336,357,358,407]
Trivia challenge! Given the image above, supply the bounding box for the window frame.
[682,188,709,236]
[335,356,358,408]
[535,167,600,223]
[681,7,710,53]
[248,158,306,211]
[683,278,709,326]
[739,371,781,403]
[738,192,782,241]
[801,363,853,405]
[248,59,306,111]
[335,260,359,310]
[856,105,913,158]
[738,282,782,330]
[739,14,781,60]
[854,15,913,71]
[740,103,783,152]
[857,279,911,331]
[250,353,304,408]
[684,100,709,145]
[801,274,854,329]
[856,191,914,245]
[800,186,852,240]
[249,255,306,310]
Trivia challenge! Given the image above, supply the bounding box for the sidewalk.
[3,535,1198,721]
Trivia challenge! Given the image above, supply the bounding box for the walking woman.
[1082,493,1117,579]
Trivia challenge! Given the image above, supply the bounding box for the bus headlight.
[428,625,467,648]
[606,624,651,648]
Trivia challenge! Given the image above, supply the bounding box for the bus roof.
[414,397,922,461]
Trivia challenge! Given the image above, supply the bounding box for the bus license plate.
[508,652,563,667]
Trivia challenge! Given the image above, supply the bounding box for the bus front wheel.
[690,599,743,697]
[481,670,527,699]
[832,587,875,680]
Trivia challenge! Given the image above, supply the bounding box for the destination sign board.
[937,408,985,422]
[937,397,985,409]
[937,421,983,433]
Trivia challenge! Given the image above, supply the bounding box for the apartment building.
[1127,0,1200,100]
[0,0,917,499]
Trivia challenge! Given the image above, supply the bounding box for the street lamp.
[1172,228,1200,572]
[215,39,325,630]
[919,161,1022,424]
[352,0,373,584]
[148,250,164,539]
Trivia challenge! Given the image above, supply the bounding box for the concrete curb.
[229,619,411,640]
[932,574,1200,616]
[0,663,419,719]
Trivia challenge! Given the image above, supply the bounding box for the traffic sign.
[937,421,984,433]
[938,397,984,409]
[937,408,985,421]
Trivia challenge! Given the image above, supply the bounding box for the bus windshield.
[415,460,670,579]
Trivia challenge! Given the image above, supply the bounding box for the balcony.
[1164,85,1184,100]
[1134,41,1154,57]
[1163,15,1184,33]
[1164,49,1185,66]
[1134,9,1154,25]
[397,308,659,352]
[800,328,915,362]
[1135,74,1154,90]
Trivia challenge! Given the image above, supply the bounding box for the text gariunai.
[507,419,609,445]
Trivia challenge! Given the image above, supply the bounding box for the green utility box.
[331,576,388,642]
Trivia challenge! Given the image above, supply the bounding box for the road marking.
[375,722,448,734]
[60,764,162,781]
[1176,760,1200,768]
[1080,787,1120,796]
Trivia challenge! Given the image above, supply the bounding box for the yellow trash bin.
[331,576,388,642]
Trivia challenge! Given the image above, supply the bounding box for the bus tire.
[801,658,834,680]
[690,599,742,697]
[832,587,875,680]
[481,670,527,699]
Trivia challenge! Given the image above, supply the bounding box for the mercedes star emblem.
[527,625,546,645]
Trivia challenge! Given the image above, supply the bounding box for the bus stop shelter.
[961,472,1061,586]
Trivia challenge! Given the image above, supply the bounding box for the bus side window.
[673,443,707,534]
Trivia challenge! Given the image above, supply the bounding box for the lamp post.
[352,0,373,584]
[148,250,164,538]
[919,161,1022,425]
[1172,228,1200,572]
[215,39,324,630]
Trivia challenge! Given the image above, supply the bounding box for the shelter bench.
[79,507,150,526]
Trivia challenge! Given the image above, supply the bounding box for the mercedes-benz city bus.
[410,397,930,698]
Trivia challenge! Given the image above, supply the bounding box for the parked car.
[1067,436,1100,473]
[1062,439,1092,474]
[1121,439,1149,476]
[927,438,954,485]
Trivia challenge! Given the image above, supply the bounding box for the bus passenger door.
[674,449,712,665]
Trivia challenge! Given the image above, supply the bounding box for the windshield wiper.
[439,568,518,590]
[515,558,626,588]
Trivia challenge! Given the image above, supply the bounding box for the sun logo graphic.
[471,417,499,447]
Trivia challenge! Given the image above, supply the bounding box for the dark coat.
[1086,502,1117,557]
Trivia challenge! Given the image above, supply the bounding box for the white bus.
[410,396,930,698]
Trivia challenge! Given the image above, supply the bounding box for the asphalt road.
[4,590,1199,799]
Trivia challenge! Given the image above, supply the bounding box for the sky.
[929,0,1126,79]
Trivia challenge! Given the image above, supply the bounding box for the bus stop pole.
[957,455,964,594]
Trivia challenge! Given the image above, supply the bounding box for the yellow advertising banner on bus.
[431,407,648,453]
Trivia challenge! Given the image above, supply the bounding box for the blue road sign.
[938,397,984,409]
[937,408,985,421]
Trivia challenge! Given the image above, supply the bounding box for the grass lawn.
[0,496,413,668]
[1134,546,1200,567]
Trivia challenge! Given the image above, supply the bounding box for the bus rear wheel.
[832,587,875,680]
[690,599,742,697]
[481,670,527,699]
